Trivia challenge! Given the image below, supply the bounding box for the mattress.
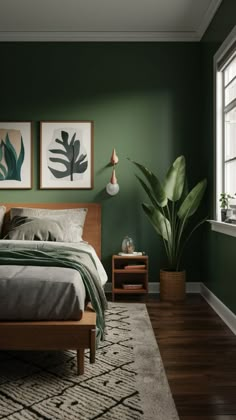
[0,240,107,321]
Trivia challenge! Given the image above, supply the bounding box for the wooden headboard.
[2,203,101,258]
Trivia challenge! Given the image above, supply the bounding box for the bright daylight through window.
[224,57,236,197]
[214,26,236,234]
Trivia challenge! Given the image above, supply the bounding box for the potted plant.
[129,155,207,301]
[219,193,234,222]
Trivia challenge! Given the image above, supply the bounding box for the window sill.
[209,220,236,238]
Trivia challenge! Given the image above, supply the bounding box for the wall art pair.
[0,121,94,190]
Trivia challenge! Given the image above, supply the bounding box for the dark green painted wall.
[201,0,236,314]
[0,42,204,282]
[0,2,232,311]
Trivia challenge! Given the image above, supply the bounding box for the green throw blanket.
[0,245,108,342]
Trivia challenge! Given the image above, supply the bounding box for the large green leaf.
[73,140,81,161]
[142,203,171,241]
[0,163,7,178]
[70,132,76,145]
[74,160,88,173]
[61,130,69,144]
[2,135,24,181]
[180,175,189,204]
[49,148,68,156]
[48,166,71,178]
[4,141,17,180]
[163,156,185,201]
[136,175,160,208]
[177,179,207,219]
[129,159,167,207]
[49,157,70,167]
[0,141,3,161]
[16,136,25,181]
[5,133,17,161]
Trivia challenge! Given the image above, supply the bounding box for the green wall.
[0,2,233,310]
[201,0,236,314]
[0,42,203,282]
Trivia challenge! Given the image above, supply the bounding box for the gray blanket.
[0,242,107,340]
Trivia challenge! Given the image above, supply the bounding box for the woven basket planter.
[160,269,186,302]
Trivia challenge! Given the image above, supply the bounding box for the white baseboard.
[104,282,236,335]
[201,283,236,335]
[104,281,201,294]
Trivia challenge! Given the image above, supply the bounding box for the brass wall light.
[106,149,119,196]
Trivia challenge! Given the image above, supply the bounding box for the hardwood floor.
[114,294,236,420]
[148,295,236,420]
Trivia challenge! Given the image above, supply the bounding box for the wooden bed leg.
[77,349,84,375]
[90,328,96,364]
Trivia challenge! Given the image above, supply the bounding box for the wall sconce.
[106,149,120,196]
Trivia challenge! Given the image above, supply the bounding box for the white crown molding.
[0,31,200,42]
[201,283,236,335]
[0,0,222,43]
[197,0,222,40]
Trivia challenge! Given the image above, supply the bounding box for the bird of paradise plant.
[129,156,207,271]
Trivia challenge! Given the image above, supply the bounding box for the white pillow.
[9,207,88,242]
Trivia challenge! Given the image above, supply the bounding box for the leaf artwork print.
[48,130,88,181]
[0,130,25,181]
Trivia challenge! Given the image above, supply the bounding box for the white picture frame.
[40,121,94,189]
[0,121,32,189]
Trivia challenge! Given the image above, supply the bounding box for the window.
[223,57,236,196]
[214,26,236,226]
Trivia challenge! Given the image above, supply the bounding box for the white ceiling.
[0,0,222,42]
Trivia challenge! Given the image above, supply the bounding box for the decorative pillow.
[9,207,87,242]
[5,214,86,242]
[10,207,87,220]
[0,205,6,237]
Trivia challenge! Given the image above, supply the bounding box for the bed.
[0,203,107,375]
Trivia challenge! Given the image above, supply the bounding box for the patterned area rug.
[0,303,178,420]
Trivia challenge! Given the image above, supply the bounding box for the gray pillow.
[10,207,87,219]
[0,206,6,237]
[6,211,87,242]
[9,207,87,242]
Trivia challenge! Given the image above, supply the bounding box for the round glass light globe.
[106,182,120,196]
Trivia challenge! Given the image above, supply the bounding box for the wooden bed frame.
[0,203,101,375]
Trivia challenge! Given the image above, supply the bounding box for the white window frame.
[210,25,236,238]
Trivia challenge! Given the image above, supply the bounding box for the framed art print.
[40,121,94,189]
[0,121,32,189]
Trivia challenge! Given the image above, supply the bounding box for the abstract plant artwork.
[0,122,32,189]
[48,130,88,181]
[40,121,93,189]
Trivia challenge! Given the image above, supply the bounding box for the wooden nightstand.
[112,255,148,301]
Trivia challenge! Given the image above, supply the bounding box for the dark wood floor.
[114,294,236,420]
